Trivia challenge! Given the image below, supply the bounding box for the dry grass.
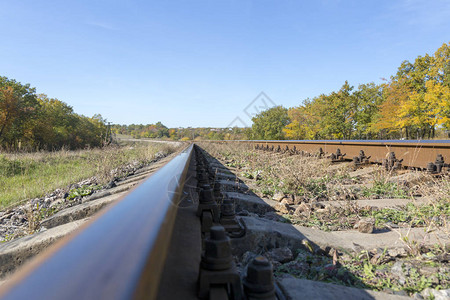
[198,141,449,232]
[0,143,178,209]
[198,141,352,198]
[199,141,450,296]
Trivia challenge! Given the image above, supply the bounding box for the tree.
[353,83,384,139]
[432,42,450,87]
[0,77,39,148]
[283,102,320,140]
[371,79,407,138]
[424,80,450,131]
[250,106,289,140]
[312,81,357,139]
[283,106,308,140]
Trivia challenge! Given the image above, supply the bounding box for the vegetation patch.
[200,142,449,232]
[66,185,102,200]
[361,179,407,199]
[275,246,449,297]
[284,201,449,232]
[0,143,177,208]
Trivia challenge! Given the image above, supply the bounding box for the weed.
[362,179,407,199]
[67,185,101,200]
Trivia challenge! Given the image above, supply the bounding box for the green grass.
[0,143,177,208]
[362,179,407,199]
[276,247,449,296]
[366,201,450,228]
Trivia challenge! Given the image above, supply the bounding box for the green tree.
[0,77,39,148]
[314,81,357,139]
[353,83,384,139]
[250,106,289,140]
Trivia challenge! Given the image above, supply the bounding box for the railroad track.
[0,140,448,299]
[226,140,450,172]
[0,144,274,300]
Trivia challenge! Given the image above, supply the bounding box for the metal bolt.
[221,199,235,217]
[244,256,276,299]
[436,154,444,164]
[427,162,436,173]
[201,226,233,271]
[318,147,324,158]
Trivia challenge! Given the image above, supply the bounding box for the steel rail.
[216,140,450,169]
[0,144,194,300]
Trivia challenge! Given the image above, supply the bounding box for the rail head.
[237,139,450,148]
[0,144,194,300]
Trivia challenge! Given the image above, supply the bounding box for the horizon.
[1,1,450,127]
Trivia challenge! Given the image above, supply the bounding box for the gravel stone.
[421,288,450,300]
[265,247,294,263]
[281,198,294,206]
[294,203,310,216]
[355,218,375,234]
[272,192,286,202]
[274,203,291,214]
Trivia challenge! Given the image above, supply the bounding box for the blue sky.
[1,0,449,127]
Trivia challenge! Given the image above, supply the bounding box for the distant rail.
[215,140,450,170]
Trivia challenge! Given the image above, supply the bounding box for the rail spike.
[330,148,346,162]
[427,154,449,174]
[220,198,246,238]
[292,145,297,155]
[198,226,243,299]
[382,152,403,171]
[243,256,276,300]
[318,147,324,159]
[353,150,371,167]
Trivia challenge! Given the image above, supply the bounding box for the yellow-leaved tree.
[424,80,450,130]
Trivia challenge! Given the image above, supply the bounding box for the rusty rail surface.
[0,144,194,300]
[219,140,450,170]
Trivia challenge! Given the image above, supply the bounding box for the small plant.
[362,179,407,199]
[67,185,101,200]
[304,178,328,197]
[25,203,58,234]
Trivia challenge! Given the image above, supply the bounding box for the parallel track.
[225,140,450,170]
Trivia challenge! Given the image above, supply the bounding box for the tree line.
[251,42,450,140]
[0,76,108,151]
[112,123,249,141]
